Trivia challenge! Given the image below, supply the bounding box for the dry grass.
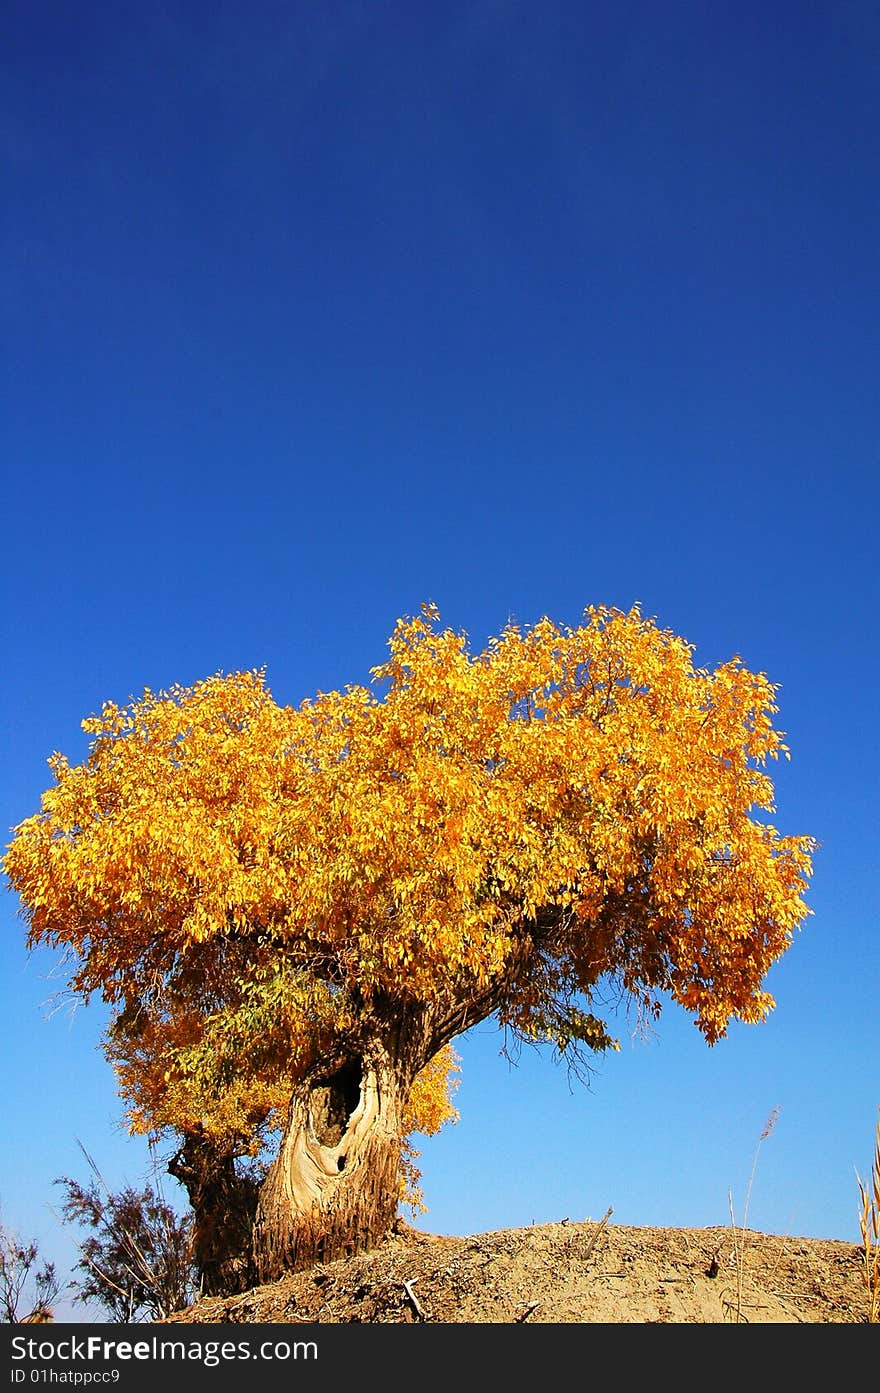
[727,1106,781,1323]
[856,1111,880,1323]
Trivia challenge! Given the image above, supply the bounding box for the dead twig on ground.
[515,1300,540,1322]
[402,1278,426,1320]
[583,1207,613,1263]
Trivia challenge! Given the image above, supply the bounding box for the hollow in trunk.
[252,1049,406,1282]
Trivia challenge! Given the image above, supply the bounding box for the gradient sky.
[2,1,878,1322]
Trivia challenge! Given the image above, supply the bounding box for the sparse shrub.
[0,1219,63,1323]
[57,1144,196,1321]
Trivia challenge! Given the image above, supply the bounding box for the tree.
[56,1146,196,1321]
[3,604,815,1285]
[0,1220,62,1323]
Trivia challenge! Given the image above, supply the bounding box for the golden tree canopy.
[4,604,815,1143]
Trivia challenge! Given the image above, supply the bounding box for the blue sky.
[2,1,878,1320]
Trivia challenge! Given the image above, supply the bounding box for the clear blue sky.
[2,1,878,1321]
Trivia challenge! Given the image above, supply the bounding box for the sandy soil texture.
[161,1217,872,1325]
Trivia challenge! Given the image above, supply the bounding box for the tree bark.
[252,1027,420,1283]
[251,962,533,1283]
[168,1131,260,1297]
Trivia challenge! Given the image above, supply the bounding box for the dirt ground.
[162,1216,872,1325]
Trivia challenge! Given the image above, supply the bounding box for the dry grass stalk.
[856,1112,880,1323]
[728,1106,781,1323]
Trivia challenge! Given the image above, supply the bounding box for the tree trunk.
[252,1038,413,1283]
[251,976,521,1284]
[168,1131,260,1297]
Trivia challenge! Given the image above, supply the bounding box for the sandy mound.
[161,1217,870,1324]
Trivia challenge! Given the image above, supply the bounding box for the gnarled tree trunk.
[252,1027,421,1283]
[168,1130,260,1297]
[251,971,524,1283]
